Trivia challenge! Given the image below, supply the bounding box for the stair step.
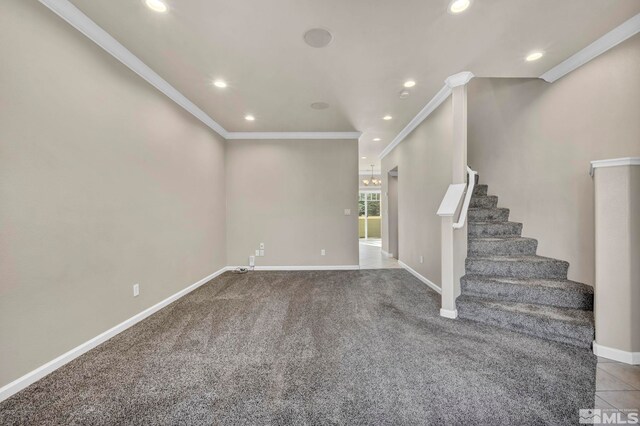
[470,195,498,208]
[460,275,594,310]
[469,222,522,237]
[472,184,488,196]
[465,255,569,279]
[468,237,537,256]
[468,208,509,222]
[457,295,594,348]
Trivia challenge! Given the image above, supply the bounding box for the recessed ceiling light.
[526,51,544,62]
[403,80,416,88]
[383,115,393,120]
[399,90,410,99]
[303,28,333,48]
[213,80,227,88]
[245,115,255,121]
[145,0,168,13]
[361,156,367,159]
[373,138,381,142]
[310,102,330,110]
[449,0,470,14]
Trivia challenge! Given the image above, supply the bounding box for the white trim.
[540,13,640,83]
[37,0,360,141]
[440,308,458,319]
[590,157,640,176]
[226,132,361,140]
[398,260,442,294]
[379,85,451,159]
[0,267,230,402]
[593,341,640,365]
[436,184,466,217]
[38,0,228,138]
[445,71,475,88]
[379,72,474,160]
[230,265,361,271]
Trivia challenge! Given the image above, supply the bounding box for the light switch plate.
[259,249,264,256]
[133,284,139,297]
[255,249,260,256]
[344,209,351,215]
[321,249,326,256]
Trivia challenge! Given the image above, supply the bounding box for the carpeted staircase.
[457,180,595,348]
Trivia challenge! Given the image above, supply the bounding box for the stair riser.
[472,185,488,196]
[457,300,594,348]
[468,208,509,222]
[461,280,593,310]
[465,259,569,279]
[469,223,522,237]
[468,239,537,256]
[470,196,498,208]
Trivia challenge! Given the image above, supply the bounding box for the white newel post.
[437,72,474,319]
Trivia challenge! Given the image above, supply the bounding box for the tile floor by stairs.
[596,357,640,422]
[359,239,402,269]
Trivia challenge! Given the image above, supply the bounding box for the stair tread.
[468,236,535,242]
[467,255,568,264]
[457,295,594,326]
[461,274,593,294]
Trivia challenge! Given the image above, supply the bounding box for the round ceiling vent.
[310,102,330,110]
[303,28,333,48]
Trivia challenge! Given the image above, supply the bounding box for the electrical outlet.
[255,249,260,256]
[321,249,326,256]
[133,284,139,297]
[259,249,264,256]
[249,256,255,266]
[420,255,424,264]
[259,242,265,249]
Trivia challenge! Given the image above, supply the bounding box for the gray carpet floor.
[0,269,596,425]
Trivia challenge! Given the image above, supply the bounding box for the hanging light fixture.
[362,165,381,186]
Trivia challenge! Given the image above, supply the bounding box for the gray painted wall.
[467,34,640,286]
[0,0,227,387]
[381,99,454,285]
[225,139,359,267]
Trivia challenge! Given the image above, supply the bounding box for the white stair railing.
[453,167,477,229]
[437,166,476,319]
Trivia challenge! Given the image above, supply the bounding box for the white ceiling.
[66,0,640,170]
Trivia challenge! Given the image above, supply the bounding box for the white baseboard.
[0,267,230,403]
[593,341,640,365]
[398,260,442,294]
[230,265,360,271]
[440,309,458,319]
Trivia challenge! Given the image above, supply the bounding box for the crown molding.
[38,0,229,138]
[445,71,475,88]
[226,132,361,140]
[379,71,474,160]
[540,13,640,83]
[589,157,640,176]
[38,0,361,142]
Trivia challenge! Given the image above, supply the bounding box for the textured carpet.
[0,269,596,425]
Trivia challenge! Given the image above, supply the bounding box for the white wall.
[467,34,640,286]
[226,139,359,267]
[0,0,226,387]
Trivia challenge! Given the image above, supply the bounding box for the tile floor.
[359,239,402,269]
[595,357,640,422]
